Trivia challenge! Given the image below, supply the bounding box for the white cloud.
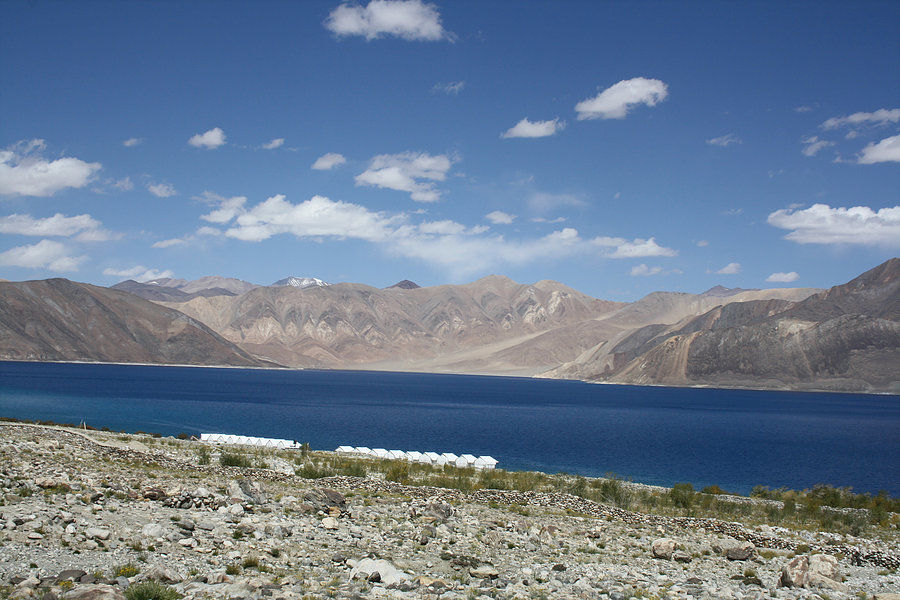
[112,177,133,191]
[151,238,187,249]
[527,192,585,214]
[696,240,709,247]
[706,133,741,147]
[0,212,118,242]
[531,216,567,223]
[311,153,347,170]
[103,266,174,282]
[766,271,799,283]
[225,194,400,243]
[858,134,900,164]
[123,138,143,147]
[198,191,248,223]
[795,106,814,113]
[630,264,663,277]
[196,226,222,236]
[188,127,226,149]
[262,138,285,150]
[418,220,467,235]
[432,81,465,95]
[485,210,515,225]
[821,108,900,130]
[715,262,742,275]
[801,136,835,157]
[0,139,101,197]
[0,239,86,272]
[767,203,900,247]
[214,193,673,279]
[592,236,677,258]
[575,77,668,120]
[355,151,454,202]
[325,0,452,41]
[147,182,177,198]
[501,118,565,139]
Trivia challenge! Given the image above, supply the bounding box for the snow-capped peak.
[271,276,330,288]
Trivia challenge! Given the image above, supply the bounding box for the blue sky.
[1,0,898,300]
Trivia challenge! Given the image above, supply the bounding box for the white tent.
[422,452,440,464]
[454,454,476,468]
[473,456,498,470]
[371,448,390,458]
[388,450,406,460]
[335,446,356,454]
[438,452,458,466]
[354,447,372,455]
[405,451,423,462]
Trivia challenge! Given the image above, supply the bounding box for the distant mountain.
[0,279,267,367]
[271,276,329,288]
[701,285,758,298]
[544,258,899,393]
[387,280,420,289]
[112,280,239,302]
[112,276,258,301]
[158,275,624,372]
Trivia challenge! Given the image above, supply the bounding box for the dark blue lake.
[1,361,897,496]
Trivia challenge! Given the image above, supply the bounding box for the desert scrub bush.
[385,460,410,484]
[124,581,182,600]
[219,452,253,468]
[197,446,210,465]
[113,563,140,578]
[593,473,633,509]
[668,482,696,510]
[225,564,241,575]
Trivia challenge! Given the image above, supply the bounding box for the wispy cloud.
[766,271,799,283]
[261,138,284,150]
[592,236,678,258]
[432,81,465,95]
[147,182,177,198]
[575,77,668,120]
[485,210,515,225]
[103,265,173,282]
[706,133,741,147]
[0,213,118,242]
[501,118,565,139]
[801,136,835,157]
[122,137,143,147]
[312,153,347,170]
[630,264,663,277]
[821,108,900,130]
[715,262,742,275]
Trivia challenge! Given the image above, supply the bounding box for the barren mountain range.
[1,259,897,392]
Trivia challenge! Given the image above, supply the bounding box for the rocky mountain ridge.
[545,258,900,393]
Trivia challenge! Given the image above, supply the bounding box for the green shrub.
[219,452,253,468]
[124,582,182,600]
[197,446,211,465]
[669,483,695,509]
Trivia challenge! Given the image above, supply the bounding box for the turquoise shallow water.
[1,360,897,496]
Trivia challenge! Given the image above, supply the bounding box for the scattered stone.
[651,538,676,560]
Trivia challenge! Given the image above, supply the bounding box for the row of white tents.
[200,433,301,449]
[334,446,498,470]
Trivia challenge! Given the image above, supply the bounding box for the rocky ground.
[1,423,898,600]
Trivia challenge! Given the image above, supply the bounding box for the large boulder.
[809,554,847,591]
[725,541,756,561]
[349,558,409,588]
[779,556,809,588]
[651,538,676,560]
[61,585,126,600]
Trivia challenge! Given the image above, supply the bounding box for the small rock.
[60,584,126,600]
[779,556,809,588]
[725,541,755,561]
[84,527,110,541]
[321,516,339,530]
[469,565,499,579]
[350,558,408,587]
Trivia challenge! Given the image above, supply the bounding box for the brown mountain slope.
[0,279,266,367]
[544,259,900,392]
[159,275,625,371]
